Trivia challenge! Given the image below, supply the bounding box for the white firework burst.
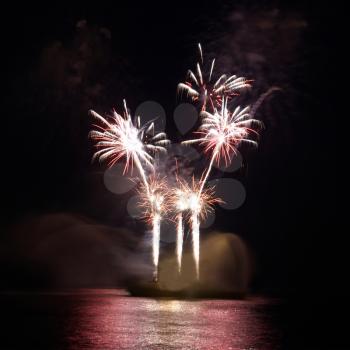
[178,43,252,111]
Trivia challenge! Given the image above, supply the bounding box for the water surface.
[2,289,283,349]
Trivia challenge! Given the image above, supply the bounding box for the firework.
[171,177,220,278]
[180,98,261,278]
[90,101,170,280]
[177,43,251,111]
[183,97,262,194]
[88,42,267,285]
[152,213,161,281]
[172,188,187,273]
[90,100,170,195]
[137,176,169,280]
[176,213,184,273]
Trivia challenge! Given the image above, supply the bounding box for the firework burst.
[171,177,221,277]
[183,97,263,194]
[90,100,170,194]
[177,43,251,111]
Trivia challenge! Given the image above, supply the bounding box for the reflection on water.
[2,289,282,349]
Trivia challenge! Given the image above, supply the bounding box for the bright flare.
[178,43,251,111]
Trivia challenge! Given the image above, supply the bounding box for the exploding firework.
[177,43,251,111]
[137,176,169,279]
[90,100,170,195]
[90,101,170,280]
[89,41,267,286]
[183,97,263,194]
[171,177,221,278]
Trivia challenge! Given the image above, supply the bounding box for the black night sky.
[1,1,342,348]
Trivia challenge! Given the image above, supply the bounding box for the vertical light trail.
[176,213,184,272]
[190,211,200,280]
[186,149,217,281]
[174,178,219,281]
[135,154,161,280]
[138,178,167,282]
[152,212,161,281]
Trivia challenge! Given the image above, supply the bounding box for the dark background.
[1,0,341,348]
